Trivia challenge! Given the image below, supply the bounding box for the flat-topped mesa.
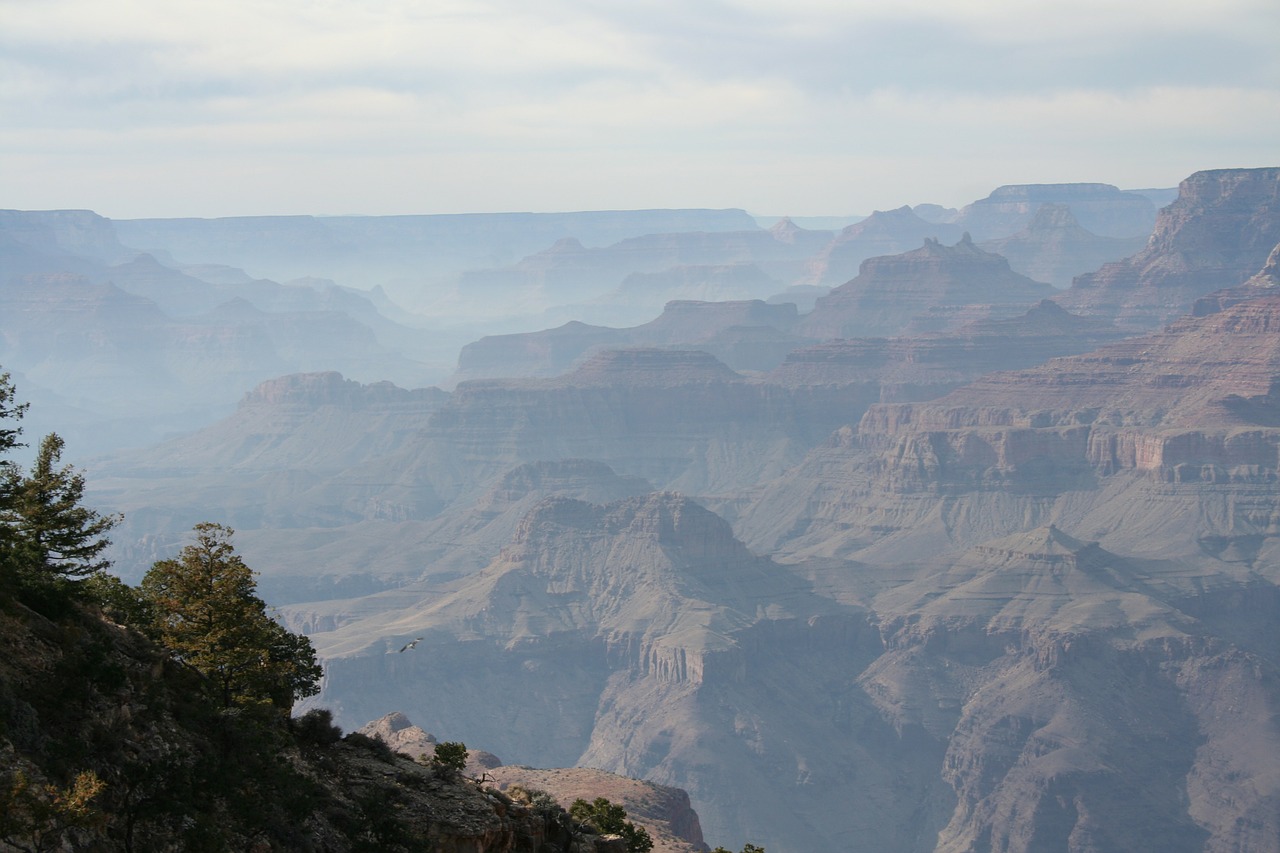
[240,371,447,408]
[0,208,136,263]
[856,289,1280,487]
[798,234,1056,340]
[452,299,800,382]
[556,347,743,387]
[640,298,799,337]
[955,182,1158,240]
[1057,167,1280,329]
[769,300,1127,392]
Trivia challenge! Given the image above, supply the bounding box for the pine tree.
[7,433,119,580]
[141,523,322,709]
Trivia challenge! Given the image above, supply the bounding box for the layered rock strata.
[1057,167,1280,328]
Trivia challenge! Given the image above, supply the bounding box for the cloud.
[0,0,1275,216]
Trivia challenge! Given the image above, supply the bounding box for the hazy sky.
[2,0,1278,219]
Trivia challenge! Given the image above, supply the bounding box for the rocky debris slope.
[798,234,1056,340]
[1056,167,1280,328]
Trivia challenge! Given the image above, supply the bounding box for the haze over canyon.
[3,167,1280,852]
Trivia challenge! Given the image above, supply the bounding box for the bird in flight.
[398,637,424,653]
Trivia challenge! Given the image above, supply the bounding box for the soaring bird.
[398,637,424,653]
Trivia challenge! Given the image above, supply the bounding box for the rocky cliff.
[769,300,1128,396]
[953,183,1158,240]
[1056,167,1280,328]
[798,235,1057,340]
[977,204,1147,288]
[803,206,965,288]
[357,712,709,853]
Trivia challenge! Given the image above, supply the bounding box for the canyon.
[6,167,1280,852]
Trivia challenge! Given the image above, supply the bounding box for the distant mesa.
[803,205,965,288]
[1057,167,1280,329]
[798,233,1056,340]
[978,203,1148,288]
[954,182,1159,240]
[452,299,802,382]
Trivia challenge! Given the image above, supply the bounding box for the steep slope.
[739,281,1280,566]
[978,205,1147,288]
[1056,167,1280,328]
[0,595,631,853]
[798,235,1056,340]
[304,493,934,853]
[357,712,709,853]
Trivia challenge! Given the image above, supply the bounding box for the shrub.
[431,741,468,774]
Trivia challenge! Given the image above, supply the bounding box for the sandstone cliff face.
[1057,167,1280,328]
[798,235,1056,340]
[769,300,1127,395]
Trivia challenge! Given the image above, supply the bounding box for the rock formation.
[978,204,1147,288]
[953,183,1158,240]
[1056,167,1280,328]
[357,712,709,853]
[453,299,804,382]
[798,235,1057,340]
[769,300,1128,396]
[803,206,965,288]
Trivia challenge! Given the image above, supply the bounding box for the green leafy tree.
[141,523,322,710]
[6,433,119,581]
[569,797,654,853]
[431,741,469,774]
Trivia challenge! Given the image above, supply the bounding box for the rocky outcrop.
[356,713,709,853]
[798,235,1056,340]
[803,206,964,287]
[453,300,804,382]
[769,300,1128,395]
[978,204,1147,288]
[954,183,1158,240]
[1057,167,1280,328]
